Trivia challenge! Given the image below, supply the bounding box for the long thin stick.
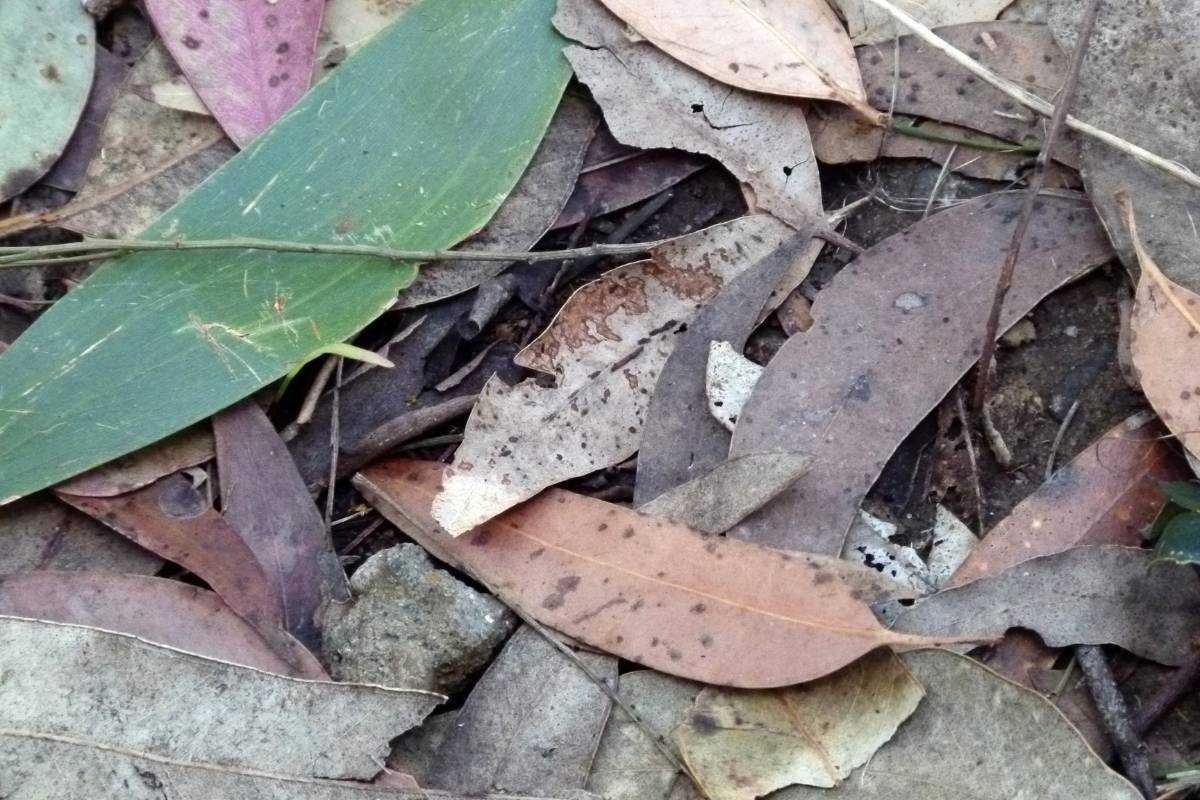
[863,0,1200,191]
[971,0,1101,412]
[1077,645,1157,798]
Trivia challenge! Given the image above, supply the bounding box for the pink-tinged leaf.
[143,0,323,147]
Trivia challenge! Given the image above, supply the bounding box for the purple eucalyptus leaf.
[144,0,323,147]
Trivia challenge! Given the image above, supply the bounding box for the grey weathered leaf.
[0,616,441,780]
[726,193,1113,555]
[554,0,822,230]
[0,496,161,576]
[773,649,1139,800]
[1048,0,1200,291]
[894,546,1200,665]
[427,626,614,795]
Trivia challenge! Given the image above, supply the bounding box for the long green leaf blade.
[0,0,569,502]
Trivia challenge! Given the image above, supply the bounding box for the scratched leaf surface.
[0,0,569,505]
[143,0,324,147]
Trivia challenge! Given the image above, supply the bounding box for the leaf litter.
[2,0,1198,794]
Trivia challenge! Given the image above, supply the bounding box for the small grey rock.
[322,544,516,694]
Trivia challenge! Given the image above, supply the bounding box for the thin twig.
[1076,644,1157,799]
[863,0,1200,191]
[1134,646,1200,736]
[279,355,339,441]
[323,357,344,533]
[971,0,1101,412]
[954,388,986,531]
[1045,398,1081,480]
[922,145,958,219]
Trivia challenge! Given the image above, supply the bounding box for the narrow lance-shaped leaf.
[0,0,570,504]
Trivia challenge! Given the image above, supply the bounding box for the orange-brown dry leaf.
[55,425,213,497]
[948,414,1183,588]
[355,460,965,689]
[595,0,872,117]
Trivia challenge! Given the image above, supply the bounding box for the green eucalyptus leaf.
[1145,502,1188,543]
[1162,481,1200,513]
[0,0,569,503]
[1153,512,1200,567]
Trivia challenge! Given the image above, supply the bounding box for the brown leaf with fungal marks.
[57,474,324,678]
[673,649,924,798]
[726,192,1114,556]
[949,413,1184,587]
[0,571,322,677]
[355,460,971,689]
[54,425,213,497]
[1127,201,1200,462]
[592,0,872,116]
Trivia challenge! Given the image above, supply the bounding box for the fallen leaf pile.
[0,0,1197,796]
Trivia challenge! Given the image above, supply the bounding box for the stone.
[322,544,516,695]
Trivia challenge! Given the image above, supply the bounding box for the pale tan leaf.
[833,0,1011,45]
[431,216,794,535]
[674,650,924,798]
[594,0,872,114]
[773,650,1140,800]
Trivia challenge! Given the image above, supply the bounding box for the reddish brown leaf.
[949,414,1183,588]
[0,571,325,677]
[355,460,967,689]
[55,425,214,497]
[214,399,349,649]
[58,474,317,675]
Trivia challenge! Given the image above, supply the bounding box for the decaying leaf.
[427,626,615,795]
[555,0,823,230]
[55,424,214,497]
[854,22,1079,162]
[357,460,961,689]
[397,96,597,308]
[726,193,1113,555]
[895,546,1200,665]
[639,452,812,535]
[554,149,709,230]
[317,0,420,70]
[63,40,235,239]
[634,230,817,503]
[59,474,322,677]
[1127,210,1200,462]
[674,650,924,798]
[833,0,1011,45]
[0,496,162,576]
[0,0,95,201]
[0,571,318,676]
[593,0,871,114]
[214,400,350,649]
[42,45,130,193]
[432,216,794,534]
[587,670,702,800]
[143,0,324,146]
[774,649,1140,800]
[0,616,440,780]
[949,414,1182,586]
[1047,0,1200,292]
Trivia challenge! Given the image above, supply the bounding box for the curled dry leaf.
[895,546,1200,665]
[59,474,324,678]
[594,0,872,115]
[143,0,324,146]
[432,216,795,534]
[427,626,615,795]
[0,571,318,676]
[555,0,823,230]
[357,460,966,689]
[774,649,1141,800]
[1127,208,1200,462]
[55,425,214,497]
[949,413,1182,587]
[674,650,924,798]
[832,0,1012,45]
[0,616,440,781]
[0,0,95,202]
[727,193,1113,556]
